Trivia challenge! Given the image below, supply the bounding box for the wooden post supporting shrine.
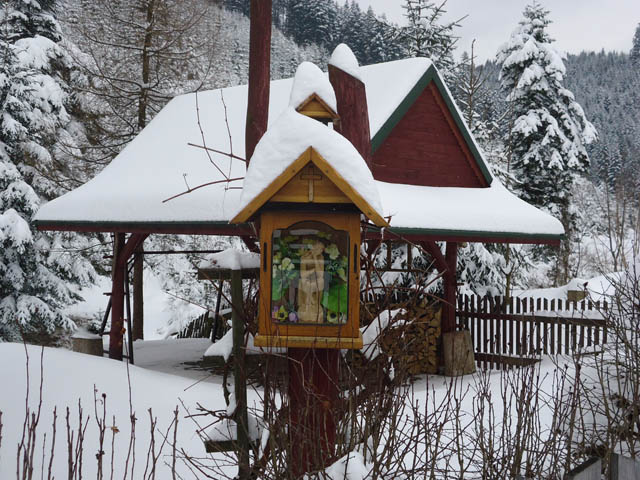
[245,0,271,164]
[109,233,148,360]
[288,348,340,478]
[443,242,458,333]
[231,269,250,479]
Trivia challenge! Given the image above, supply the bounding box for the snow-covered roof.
[289,62,337,113]
[34,56,563,241]
[233,107,384,223]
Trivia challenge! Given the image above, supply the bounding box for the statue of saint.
[297,241,325,323]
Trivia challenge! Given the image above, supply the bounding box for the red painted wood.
[420,240,448,273]
[328,64,372,169]
[442,242,458,333]
[372,83,488,188]
[363,230,561,246]
[109,233,148,360]
[245,0,271,164]
[35,223,253,236]
[288,348,340,477]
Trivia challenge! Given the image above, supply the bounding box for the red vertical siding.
[372,83,489,188]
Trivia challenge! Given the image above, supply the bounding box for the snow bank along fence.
[456,294,608,369]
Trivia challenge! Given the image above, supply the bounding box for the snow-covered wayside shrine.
[23,39,576,478]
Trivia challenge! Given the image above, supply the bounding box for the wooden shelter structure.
[34,48,563,361]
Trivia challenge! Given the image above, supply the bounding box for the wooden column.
[109,233,126,360]
[328,64,372,169]
[109,233,148,360]
[132,241,144,341]
[443,242,458,333]
[245,0,271,164]
[288,348,340,477]
[231,269,250,479]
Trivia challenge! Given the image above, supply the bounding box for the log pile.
[380,306,441,375]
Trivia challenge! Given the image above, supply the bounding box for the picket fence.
[456,294,609,369]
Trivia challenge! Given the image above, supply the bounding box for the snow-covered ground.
[0,337,572,479]
[0,340,265,479]
[65,268,203,340]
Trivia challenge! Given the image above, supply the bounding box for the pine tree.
[0,1,94,341]
[497,2,597,284]
[399,0,461,76]
[631,23,640,66]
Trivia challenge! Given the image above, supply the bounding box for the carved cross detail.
[300,164,322,201]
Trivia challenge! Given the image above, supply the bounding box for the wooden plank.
[543,298,549,354]
[536,297,542,355]
[254,334,364,349]
[456,311,606,327]
[515,297,521,356]
[529,297,535,355]
[481,296,488,366]
[508,296,514,356]
[489,296,495,369]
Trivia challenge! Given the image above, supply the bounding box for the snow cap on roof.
[233,107,383,220]
[289,61,337,113]
[329,44,362,81]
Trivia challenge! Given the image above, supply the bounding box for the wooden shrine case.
[256,209,362,349]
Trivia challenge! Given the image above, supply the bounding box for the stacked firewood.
[380,306,441,375]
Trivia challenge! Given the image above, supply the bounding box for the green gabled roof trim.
[370,63,494,186]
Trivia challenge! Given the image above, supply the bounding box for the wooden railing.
[456,294,609,369]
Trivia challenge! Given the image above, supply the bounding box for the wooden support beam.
[442,242,458,334]
[288,348,340,477]
[421,241,448,273]
[109,233,148,360]
[231,269,250,479]
[245,0,271,164]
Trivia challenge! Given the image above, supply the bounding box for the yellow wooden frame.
[254,211,362,349]
[295,93,339,120]
[231,148,388,227]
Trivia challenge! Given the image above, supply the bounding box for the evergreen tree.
[399,0,461,76]
[497,2,597,284]
[631,23,640,66]
[0,0,94,341]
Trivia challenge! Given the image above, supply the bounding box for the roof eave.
[34,219,254,236]
[365,225,563,245]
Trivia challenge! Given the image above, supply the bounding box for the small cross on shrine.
[300,164,323,201]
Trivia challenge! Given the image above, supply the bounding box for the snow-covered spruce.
[497,3,597,219]
[0,0,95,340]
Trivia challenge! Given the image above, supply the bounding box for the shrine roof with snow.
[34,56,564,243]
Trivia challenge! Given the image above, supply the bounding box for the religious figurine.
[297,241,325,323]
